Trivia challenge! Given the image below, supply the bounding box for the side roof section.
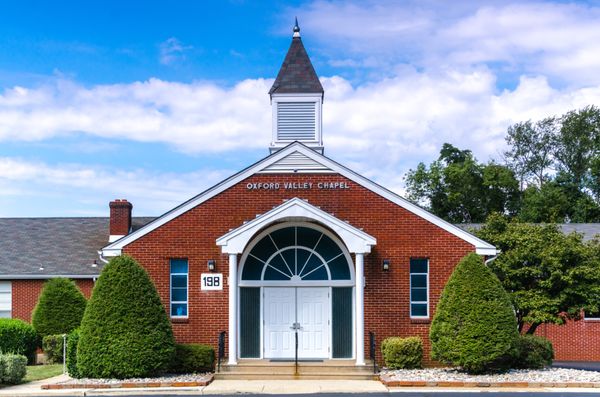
[102,142,496,256]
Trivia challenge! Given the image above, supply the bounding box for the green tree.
[504,117,557,188]
[430,253,519,373]
[405,143,520,222]
[31,278,87,338]
[77,255,175,378]
[476,213,600,334]
[555,105,600,188]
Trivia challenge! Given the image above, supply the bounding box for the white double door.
[264,287,330,359]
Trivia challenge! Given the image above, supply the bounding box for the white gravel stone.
[59,373,211,385]
[382,367,600,383]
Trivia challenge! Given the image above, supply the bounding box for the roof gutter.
[0,274,100,280]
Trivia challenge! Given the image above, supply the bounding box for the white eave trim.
[0,274,100,280]
[101,142,496,256]
[216,197,376,254]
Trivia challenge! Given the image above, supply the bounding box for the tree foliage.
[430,253,519,373]
[77,255,175,379]
[405,143,519,223]
[32,278,87,337]
[475,213,600,334]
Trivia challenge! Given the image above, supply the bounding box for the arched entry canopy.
[216,197,376,366]
[216,197,376,254]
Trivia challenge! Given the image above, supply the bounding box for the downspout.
[484,251,500,266]
[97,250,110,264]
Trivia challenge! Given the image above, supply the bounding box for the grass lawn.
[23,364,64,382]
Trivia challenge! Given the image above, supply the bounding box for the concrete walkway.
[0,377,387,396]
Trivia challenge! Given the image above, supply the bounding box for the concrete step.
[215,359,378,380]
[214,372,379,380]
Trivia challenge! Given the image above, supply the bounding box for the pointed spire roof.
[269,19,324,96]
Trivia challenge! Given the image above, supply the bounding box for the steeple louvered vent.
[277,102,316,141]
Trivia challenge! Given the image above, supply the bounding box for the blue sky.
[1,0,600,216]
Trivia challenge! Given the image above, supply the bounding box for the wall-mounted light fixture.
[207,260,216,272]
[382,259,390,271]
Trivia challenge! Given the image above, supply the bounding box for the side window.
[0,281,11,318]
[170,259,188,318]
[410,258,428,318]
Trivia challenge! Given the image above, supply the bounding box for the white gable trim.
[101,142,496,256]
[216,197,376,254]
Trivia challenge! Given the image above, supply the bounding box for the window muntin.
[242,226,350,281]
[0,281,11,318]
[170,259,188,318]
[410,258,429,318]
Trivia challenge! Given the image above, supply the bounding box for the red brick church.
[1,24,598,365]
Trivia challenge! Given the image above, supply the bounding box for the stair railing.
[217,330,226,372]
[369,331,378,374]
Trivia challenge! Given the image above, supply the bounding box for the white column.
[228,253,238,365]
[355,252,365,365]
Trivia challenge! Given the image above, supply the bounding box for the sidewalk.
[0,378,387,396]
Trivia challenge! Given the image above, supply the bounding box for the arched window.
[241,225,351,281]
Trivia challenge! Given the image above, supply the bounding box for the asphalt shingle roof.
[457,223,600,242]
[0,217,154,278]
[269,36,324,95]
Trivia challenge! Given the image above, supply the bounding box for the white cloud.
[0,157,230,216]
[159,37,193,65]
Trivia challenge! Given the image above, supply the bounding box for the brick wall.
[538,319,600,361]
[11,279,94,322]
[123,173,475,365]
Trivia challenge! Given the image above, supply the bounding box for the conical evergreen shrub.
[32,278,87,337]
[77,255,175,378]
[430,253,518,373]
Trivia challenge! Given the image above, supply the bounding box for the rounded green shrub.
[77,255,175,378]
[169,344,215,374]
[32,278,87,338]
[0,353,28,384]
[381,336,423,369]
[0,318,38,363]
[513,335,554,369]
[66,329,81,378]
[430,253,519,374]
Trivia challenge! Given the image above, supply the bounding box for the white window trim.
[170,259,189,319]
[0,281,12,319]
[409,259,429,319]
[584,311,600,321]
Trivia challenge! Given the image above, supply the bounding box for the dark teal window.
[410,258,428,318]
[242,226,351,281]
[170,259,188,317]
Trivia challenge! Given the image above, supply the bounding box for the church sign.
[246,181,350,191]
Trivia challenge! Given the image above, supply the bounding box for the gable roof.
[102,142,497,256]
[269,36,324,96]
[0,217,153,279]
[217,197,376,254]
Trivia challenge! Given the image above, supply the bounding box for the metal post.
[62,334,67,375]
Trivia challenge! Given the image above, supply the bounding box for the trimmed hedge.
[32,278,87,338]
[0,318,38,364]
[42,335,64,364]
[430,253,519,374]
[0,353,28,384]
[170,344,215,374]
[513,335,554,369]
[66,329,80,378]
[77,255,175,378]
[381,337,423,369]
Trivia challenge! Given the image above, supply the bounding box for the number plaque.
[201,273,223,291]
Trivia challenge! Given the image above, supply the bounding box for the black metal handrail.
[369,331,378,374]
[217,331,226,372]
[294,330,299,376]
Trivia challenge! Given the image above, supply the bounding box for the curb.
[379,374,600,388]
[41,375,213,390]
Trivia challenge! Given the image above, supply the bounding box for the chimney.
[109,199,132,242]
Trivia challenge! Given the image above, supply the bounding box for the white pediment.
[258,150,333,173]
[216,197,376,254]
